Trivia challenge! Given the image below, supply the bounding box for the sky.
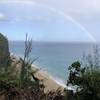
[0,0,99,42]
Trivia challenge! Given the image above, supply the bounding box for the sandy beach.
[31,64,65,93]
[11,55,65,93]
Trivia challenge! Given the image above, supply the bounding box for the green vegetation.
[19,34,39,88]
[67,46,100,100]
[0,33,64,100]
[0,33,100,100]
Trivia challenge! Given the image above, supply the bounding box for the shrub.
[67,45,100,100]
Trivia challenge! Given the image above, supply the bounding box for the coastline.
[31,64,66,92]
[32,64,75,92]
[11,54,74,93]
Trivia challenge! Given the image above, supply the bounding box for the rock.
[0,33,10,68]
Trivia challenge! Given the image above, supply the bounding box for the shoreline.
[32,64,66,86]
[31,64,65,92]
[32,64,74,92]
[11,54,74,92]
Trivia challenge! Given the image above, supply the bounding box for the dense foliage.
[67,47,100,100]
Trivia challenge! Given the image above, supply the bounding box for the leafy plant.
[19,34,39,88]
[67,45,100,100]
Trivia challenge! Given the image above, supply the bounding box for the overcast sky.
[0,0,99,42]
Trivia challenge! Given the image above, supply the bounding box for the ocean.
[9,41,95,85]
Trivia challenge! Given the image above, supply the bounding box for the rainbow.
[0,0,96,42]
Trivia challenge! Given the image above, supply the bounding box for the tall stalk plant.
[19,34,37,88]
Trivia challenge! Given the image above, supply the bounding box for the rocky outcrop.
[0,33,10,67]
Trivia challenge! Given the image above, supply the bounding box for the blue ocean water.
[9,41,94,84]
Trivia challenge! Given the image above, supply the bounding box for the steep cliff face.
[0,33,10,67]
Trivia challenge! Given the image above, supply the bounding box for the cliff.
[0,33,10,68]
